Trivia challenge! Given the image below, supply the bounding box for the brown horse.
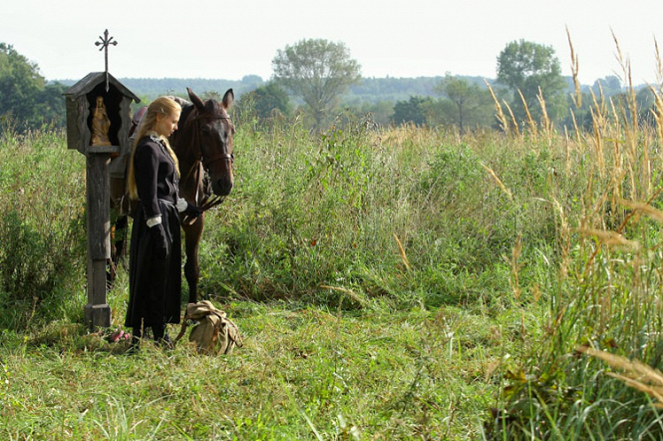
[171,87,235,303]
[111,87,234,304]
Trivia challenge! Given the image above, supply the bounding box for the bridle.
[179,110,234,224]
[180,111,234,183]
[192,113,234,171]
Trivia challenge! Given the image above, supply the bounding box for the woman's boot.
[152,324,173,349]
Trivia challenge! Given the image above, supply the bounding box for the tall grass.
[482,38,663,439]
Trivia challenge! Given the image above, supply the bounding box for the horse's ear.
[222,89,234,110]
[187,87,205,111]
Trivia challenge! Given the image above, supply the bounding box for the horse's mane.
[179,103,196,126]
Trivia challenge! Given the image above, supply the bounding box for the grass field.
[3,82,663,439]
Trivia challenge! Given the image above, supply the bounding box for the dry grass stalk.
[612,31,639,158]
[649,85,663,141]
[642,135,652,197]
[607,100,632,201]
[656,37,663,86]
[566,26,582,108]
[575,227,640,250]
[393,233,411,272]
[590,86,607,144]
[320,285,368,307]
[583,174,602,224]
[537,87,553,143]
[485,81,510,134]
[587,84,608,178]
[612,29,628,86]
[581,186,663,281]
[481,163,513,200]
[614,90,646,197]
[590,107,606,179]
[618,198,663,223]
[503,101,521,137]
[569,109,581,144]
[518,90,537,135]
[563,126,571,176]
[532,284,541,303]
[553,198,570,279]
[578,346,663,408]
[505,234,522,299]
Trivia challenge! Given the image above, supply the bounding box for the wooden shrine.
[63,31,140,329]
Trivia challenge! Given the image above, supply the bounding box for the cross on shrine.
[95,29,117,92]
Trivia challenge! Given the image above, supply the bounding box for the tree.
[33,82,67,128]
[496,40,567,124]
[0,43,66,131]
[272,39,361,128]
[243,82,291,121]
[392,96,434,126]
[346,100,394,127]
[240,75,264,90]
[0,43,45,125]
[435,74,493,132]
[636,87,656,127]
[591,75,622,97]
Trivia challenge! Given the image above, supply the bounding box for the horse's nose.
[212,177,233,196]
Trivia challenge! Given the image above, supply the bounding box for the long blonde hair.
[127,96,181,200]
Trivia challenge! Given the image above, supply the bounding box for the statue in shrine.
[90,95,111,146]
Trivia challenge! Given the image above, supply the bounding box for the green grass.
[3,91,663,438]
[1,297,523,440]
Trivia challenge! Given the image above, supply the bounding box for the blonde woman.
[125,96,201,349]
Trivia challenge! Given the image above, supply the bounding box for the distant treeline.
[55,75,635,106]
[347,75,496,103]
[51,73,648,132]
[55,75,501,103]
[55,75,265,101]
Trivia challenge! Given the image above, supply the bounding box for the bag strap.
[173,320,188,345]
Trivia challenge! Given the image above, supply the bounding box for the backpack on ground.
[174,301,242,354]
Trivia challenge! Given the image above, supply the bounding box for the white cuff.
[176,198,188,213]
[146,216,162,228]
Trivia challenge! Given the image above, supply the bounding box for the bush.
[0,127,86,329]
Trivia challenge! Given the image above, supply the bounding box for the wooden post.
[84,145,116,328]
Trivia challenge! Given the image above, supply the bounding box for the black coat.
[125,135,182,328]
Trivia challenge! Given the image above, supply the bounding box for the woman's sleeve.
[134,141,161,218]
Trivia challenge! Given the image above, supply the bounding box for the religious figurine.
[90,96,111,146]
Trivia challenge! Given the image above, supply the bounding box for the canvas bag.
[174,301,242,354]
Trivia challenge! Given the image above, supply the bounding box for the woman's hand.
[184,203,202,219]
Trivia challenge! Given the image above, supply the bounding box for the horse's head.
[187,87,235,196]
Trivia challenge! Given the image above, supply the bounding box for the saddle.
[174,301,243,355]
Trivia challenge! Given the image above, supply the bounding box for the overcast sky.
[3,0,662,86]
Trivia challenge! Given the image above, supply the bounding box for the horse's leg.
[108,176,129,286]
[182,215,204,304]
[113,215,128,261]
